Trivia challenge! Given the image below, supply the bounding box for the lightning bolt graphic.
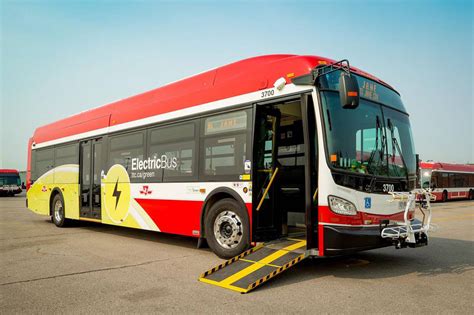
[112,178,122,210]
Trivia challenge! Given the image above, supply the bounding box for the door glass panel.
[92,141,102,214]
[81,142,91,210]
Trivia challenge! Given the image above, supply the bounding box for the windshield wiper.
[366,115,386,192]
[387,119,410,188]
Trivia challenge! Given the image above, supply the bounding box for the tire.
[204,198,250,259]
[442,190,448,202]
[469,190,474,201]
[51,193,69,227]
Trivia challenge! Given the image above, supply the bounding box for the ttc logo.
[139,185,153,195]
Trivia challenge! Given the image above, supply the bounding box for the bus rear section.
[0,169,22,196]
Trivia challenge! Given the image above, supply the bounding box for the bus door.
[253,95,317,247]
[80,138,102,219]
[253,104,281,241]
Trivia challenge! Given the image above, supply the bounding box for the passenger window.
[201,110,250,179]
[55,144,78,166]
[149,123,196,181]
[109,132,144,171]
[33,148,54,180]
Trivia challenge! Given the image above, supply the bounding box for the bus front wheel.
[469,190,473,200]
[205,198,250,259]
[442,190,448,202]
[51,194,69,227]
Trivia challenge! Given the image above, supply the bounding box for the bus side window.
[34,148,54,180]
[148,122,197,182]
[109,132,144,182]
[54,144,79,184]
[200,110,250,180]
[441,173,449,188]
[54,144,78,166]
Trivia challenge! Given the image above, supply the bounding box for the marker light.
[328,196,357,216]
[274,77,286,91]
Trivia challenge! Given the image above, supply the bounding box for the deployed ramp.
[199,238,306,293]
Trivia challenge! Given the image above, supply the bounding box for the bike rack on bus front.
[381,189,434,248]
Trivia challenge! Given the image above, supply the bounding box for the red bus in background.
[419,162,474,201]
[0,169,22,196]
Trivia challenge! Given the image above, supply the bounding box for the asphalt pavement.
[1,195,473,313]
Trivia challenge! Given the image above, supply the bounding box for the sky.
[1,0,473,170]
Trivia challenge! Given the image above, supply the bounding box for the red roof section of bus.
[0,169,19,174]
[420,162,474,173]
[31,54,392,145]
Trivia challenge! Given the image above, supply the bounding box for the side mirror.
[339,73,359,109]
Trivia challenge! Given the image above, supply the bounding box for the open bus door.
[199,94,318,293]
[252,94,318,247]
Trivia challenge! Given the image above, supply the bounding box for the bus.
[26,55,430,259]
[0,169,22,196]
[420,161,474,201]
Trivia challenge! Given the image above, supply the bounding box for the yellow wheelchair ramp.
[199,238,306,293]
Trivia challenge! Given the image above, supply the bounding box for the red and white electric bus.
[0,169,22,196]
[26,55,430,258]
[419,161,474,201]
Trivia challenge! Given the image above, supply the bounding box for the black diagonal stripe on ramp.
[230,265,278,289]
[270,251,301,266]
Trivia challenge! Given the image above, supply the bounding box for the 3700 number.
[261,90,274,98]
[383,184,395,193]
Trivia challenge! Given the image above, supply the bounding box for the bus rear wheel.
[469,190,474,200]
[51,194,69,227]
[205,198,250,259]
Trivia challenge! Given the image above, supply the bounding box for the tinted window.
[440,172,449,188]
[201,110,250,179]
[55,144,78,166]
[204,134,247,176]
[33,148,54,180]
[149,122,197,181]
[109,132,144,172]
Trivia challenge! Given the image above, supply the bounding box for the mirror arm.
[292,59,353,86]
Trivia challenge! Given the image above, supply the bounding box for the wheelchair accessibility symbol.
[364,197,372,209]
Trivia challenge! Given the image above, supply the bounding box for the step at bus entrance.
[199,237,306,293]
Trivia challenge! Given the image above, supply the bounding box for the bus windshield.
[421,169,432,188]
[319,78,416,182]
[0,173,21,186]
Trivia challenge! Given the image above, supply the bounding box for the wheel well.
[49,189,62,216]
[199,189,246,238]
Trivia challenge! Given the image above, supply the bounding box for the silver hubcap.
[214,210,243,249]
[54,200,63,223]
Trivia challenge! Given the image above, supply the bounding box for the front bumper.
[323,224,392,256]
[323,219,427,256]
[0,188,22,195]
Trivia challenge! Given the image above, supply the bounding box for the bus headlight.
[328,196,357,216]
